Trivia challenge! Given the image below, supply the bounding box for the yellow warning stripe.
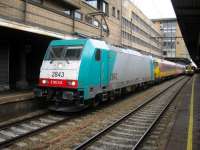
[187,76,195,150]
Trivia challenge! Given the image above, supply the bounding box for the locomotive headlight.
[71,81,76,86]
[67,80,76,86]
[42,79,48,84]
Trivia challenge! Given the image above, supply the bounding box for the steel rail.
[0,111,49,130]
[0,76,187,149]
[132,77,190,150]
[74,76,188,150]
[0,113,75,148]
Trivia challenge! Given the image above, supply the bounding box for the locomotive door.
[95,49,109,88]
[100,50,109,88]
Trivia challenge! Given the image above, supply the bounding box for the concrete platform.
[0,90,34,105]
[165,74,200,150]
[0,90,46,123]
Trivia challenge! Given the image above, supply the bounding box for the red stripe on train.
[39,78,78,89]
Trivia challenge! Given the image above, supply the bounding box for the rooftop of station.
[171,0,200,67]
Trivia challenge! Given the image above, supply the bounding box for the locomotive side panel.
[109,51,152,90]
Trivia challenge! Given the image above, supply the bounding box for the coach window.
[30,0,43,4]
[154,62,159,67]
[95,49,101,61]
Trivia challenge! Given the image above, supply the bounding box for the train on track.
[34,39,185,112]
[185,64,195,75]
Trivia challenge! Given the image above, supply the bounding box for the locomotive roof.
[49,39,156,60]
[50,38,87,46]
[89,39,148,57]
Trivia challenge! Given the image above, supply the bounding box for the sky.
[131,0,176,19]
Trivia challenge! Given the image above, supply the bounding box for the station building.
[152,18,190,58]
[0,0,162,90]
[121,0,162,57]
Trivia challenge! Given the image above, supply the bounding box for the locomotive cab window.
[45,46,83,61]
[64,46,82,60]
[95,49,101,61]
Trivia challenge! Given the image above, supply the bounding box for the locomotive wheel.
[91,96,101,107]
[109,92,115,101]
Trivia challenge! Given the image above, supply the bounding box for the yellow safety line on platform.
[187,76,195,150]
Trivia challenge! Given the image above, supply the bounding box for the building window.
[112,7,116,17]
[74,11,83,20]
[82,0,97,8]
[117,10,120,20]
[93,19,99,27]
[102,1,109,15]
[64,10,72,16]
[85,15,93,24]
[131,12,133,19]
[102,24,108,32]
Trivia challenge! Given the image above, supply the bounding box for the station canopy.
[171,0,200,67]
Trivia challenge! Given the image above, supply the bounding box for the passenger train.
[185,64,195,75]
[34,39,185,112]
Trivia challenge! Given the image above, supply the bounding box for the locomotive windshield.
[45,46,83,61]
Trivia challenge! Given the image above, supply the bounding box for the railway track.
[74,77,189,150]
[0,76,187,149]
[0,111,73,148]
